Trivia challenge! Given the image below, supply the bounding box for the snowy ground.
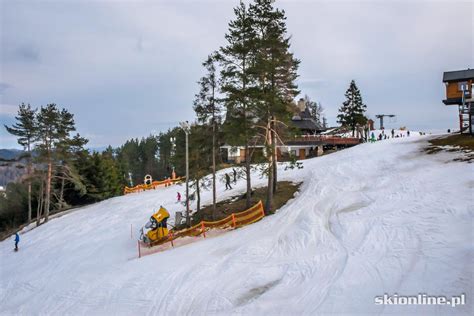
[0,134,472,315]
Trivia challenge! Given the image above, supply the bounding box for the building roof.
[443,69,474,82]
[292,119,323,131]
[290,105,325,132]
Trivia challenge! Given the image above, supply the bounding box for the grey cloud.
[0,83,11,94]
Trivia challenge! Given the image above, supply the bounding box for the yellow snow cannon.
[140,206,170,244]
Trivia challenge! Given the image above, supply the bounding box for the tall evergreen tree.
[337,80,368,137]
[193,54,221,219]
[218,0,258,209]
[4,103,37,223]
[250,0,300,213]
[55,109,88,210]
[36,104,61,223]
[36,104,80,222]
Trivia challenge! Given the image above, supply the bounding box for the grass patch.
[189,181,301,226]
[426,133,474,162]
[429,134,474,151]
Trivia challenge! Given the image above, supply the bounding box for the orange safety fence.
[138,200,265,257]
[124,177,184,195]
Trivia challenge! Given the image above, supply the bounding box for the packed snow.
[0,134,472,315]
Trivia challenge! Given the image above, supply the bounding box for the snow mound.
[0,135,472,315]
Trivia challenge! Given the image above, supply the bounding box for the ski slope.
[1,135,472,315]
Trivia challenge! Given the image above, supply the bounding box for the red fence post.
[232,213,236,228]
[201,221,206,238]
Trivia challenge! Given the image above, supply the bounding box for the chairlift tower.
[375,114,396,129]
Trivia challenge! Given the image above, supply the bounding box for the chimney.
[297,98,305,112]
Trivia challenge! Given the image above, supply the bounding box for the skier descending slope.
[14,232,19,252]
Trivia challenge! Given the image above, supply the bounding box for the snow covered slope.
[1,135,472,315]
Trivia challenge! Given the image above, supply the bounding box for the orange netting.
[139,200,265,255]
[124,177,183,195]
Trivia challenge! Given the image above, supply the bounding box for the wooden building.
[442,69,474,134]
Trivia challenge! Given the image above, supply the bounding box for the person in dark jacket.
[232,168,237,184]
[225,173,232,190]
[14,232,19,251]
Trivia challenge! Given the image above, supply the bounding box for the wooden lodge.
[442,69,474,134]
[220,99,361,162]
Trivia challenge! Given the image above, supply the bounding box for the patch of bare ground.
[426,134,474,162]
[187,181,301,227]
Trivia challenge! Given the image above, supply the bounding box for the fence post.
[232,213,236,228]
[170,231,174,248]
[130,224,133,239]
[201,221,206,238]
[137,240,141,259]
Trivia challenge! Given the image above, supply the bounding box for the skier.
[391,129,395,138]
[370,132,376,143]
[225,173,232,190]
[233,168,237,184]
[14,232,19,251]
[177,192,181,203]
[407,130,410,137]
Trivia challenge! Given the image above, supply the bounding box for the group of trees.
[1,104,127,231]
[3,103,89,226]
[185,0,301,215]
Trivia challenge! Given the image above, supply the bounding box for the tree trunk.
[27,143,32,223]
[245,143,252,209]
[196,178,201,213]
[272,126,278,193]
[212,123,217,220]
[27,183,32,223]
[59,173,65,210]
[265,119,274,214]
[36,180,44,226]
[44,159,52,223]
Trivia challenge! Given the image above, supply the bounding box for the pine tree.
[36,104,61,223]
[337,80,368,137]
[193,54,221,219]
[55,109,88,210]
[218,0,258,209]
[36,104,82,222]
[250,0,300,213]
[4,103,37,223]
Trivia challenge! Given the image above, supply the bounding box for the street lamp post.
[179,121,191,227]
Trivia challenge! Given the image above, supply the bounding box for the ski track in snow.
[0,135,472,315]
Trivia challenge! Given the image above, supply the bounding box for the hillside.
[0,135,472,315]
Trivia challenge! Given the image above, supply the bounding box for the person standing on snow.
[407,130,410,137]
[391,129,395,138]
[14,232,19,251]
[232,168,237,184]
[370,132,376,143]
[225,173,232,190]
[177,192,181,203]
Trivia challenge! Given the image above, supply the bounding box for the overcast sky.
[1,0,473,149]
